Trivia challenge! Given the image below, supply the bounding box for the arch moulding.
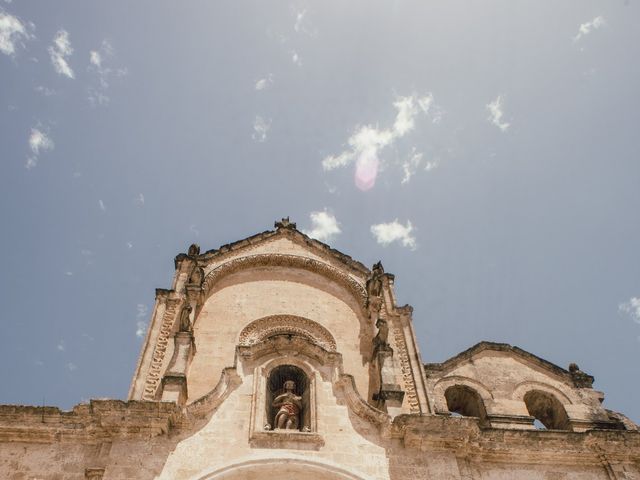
[201,254,368,312]
[238,315,337,352]
[190,456,374,480]
[511,380,574,405]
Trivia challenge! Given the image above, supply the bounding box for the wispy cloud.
[291,50,302,66]
[56,340,65,352]
[135,304,149,339]
[98,199,106,212]
[619,297,640,324]
[87,40,126,107]
[401,148,439,184]
[66,362,77,372]
[303,210,341,243]
[255,73,274,91]
[292,8,317,36]
[252,115,271,142]
[486,95,510,132]
[574,16,605,42]
[34,85,56,96]
[371,219,417,250]
[48,29,74,78]
[322,93,434,190]
[26,128,54,169]
[0,9,32,56]
[134,193,144,206]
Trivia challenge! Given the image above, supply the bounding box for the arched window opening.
[265,365,311,432]
[444,385,487,422]
[524,390,570,430]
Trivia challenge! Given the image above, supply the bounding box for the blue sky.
[1,1,639,422]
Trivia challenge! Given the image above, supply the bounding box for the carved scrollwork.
[201,254,368,312]
[239,315,337,352]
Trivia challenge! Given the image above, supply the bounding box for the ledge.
[249,430,324,450]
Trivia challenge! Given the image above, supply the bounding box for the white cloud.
[255,73,274,91]
[303,210,341,243]
[126,241,133,249]
[34,85,56,96]
[252,115,271,142]
[64,271,73,276]
[134,193,144,205]
[56,340,65,352]
[0,9,31,56]
[294,10,306,33]
[291,50,302,66]
[26,128,54,169]
[619,297,640,324]
[370,220,417,250]
[574,16,605,42]
[66,362,77,372]
[135,303,149,338]
[87,40,125,107]
[486,95,510,132]
[98,199,106,212]
[401,148,437,184]
[48,29,74,78]
[322,93,434,190]
[89,50,101,68]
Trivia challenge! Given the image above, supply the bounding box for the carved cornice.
[237,335,342,367]
[202,254,368,312]
[0,400,180,444]
[239,315,337,352]
[392,414,640,463]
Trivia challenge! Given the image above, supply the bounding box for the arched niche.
[265,364,310,431]
[444,385,488,423]
[523,390,571,430]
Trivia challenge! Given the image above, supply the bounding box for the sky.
[1,1,639,423]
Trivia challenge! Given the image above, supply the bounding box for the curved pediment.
[238,315,337,352]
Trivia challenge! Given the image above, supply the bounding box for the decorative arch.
[238,315,337,352]
[201,254,368,312]
[191,456,373,480]
[434,376,494,402]
[511,380,573,405]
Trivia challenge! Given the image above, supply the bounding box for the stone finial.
[275,217,296,230]
[568,362,594,388]
[187,243,200,256]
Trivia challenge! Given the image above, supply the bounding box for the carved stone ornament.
[366,261,385,298]
[187,243,200,256]
[178,304,193,333]
[274,217,296,230]
[239,315,337,352]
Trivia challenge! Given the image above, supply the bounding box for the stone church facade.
[1,219,639,479]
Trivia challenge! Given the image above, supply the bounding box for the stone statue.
[373,317,390,353]
[188,265,204,286]
[187,243,200,257]
[178,304,193,333]
[272,380,302,430]
[367,261,384,298]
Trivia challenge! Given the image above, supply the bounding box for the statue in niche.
[367,261,384,298]
[188,265,204,286]
[178,304,193,333]
[373,317,390,356]
[273,380,302,430]
[187,243,200,257]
